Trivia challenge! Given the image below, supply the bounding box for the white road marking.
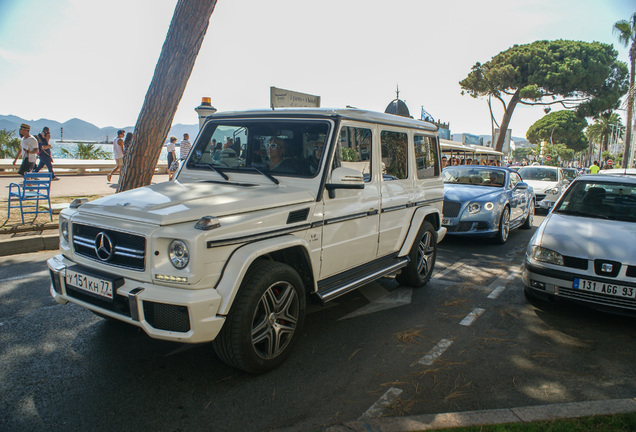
[488,285,506,299]
[418,338,453,366]
[359,387,403,420]
[433,261,464,279]
[459,308,485,326]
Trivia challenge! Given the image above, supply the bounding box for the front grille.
[446,222,474,233]
[66,285,132,317]
[443,201,461,218]
[594,260,621,278]
[72,223,146,271]
[563,256,588,270]
[627,266,636,278]
[143,301,190,332]
[556,286,636,312]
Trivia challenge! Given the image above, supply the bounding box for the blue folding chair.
[8,173,53,224]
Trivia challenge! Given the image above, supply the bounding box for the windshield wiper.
[245,166,279,185]
[192,163,229,180]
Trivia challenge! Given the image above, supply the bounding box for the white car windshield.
[553,180,636,222]
[518,167,558,182]
[187,119,331,178]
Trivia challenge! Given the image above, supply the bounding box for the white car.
[517,166,569,209]
[47,108,446,373]
[523,173,636,315]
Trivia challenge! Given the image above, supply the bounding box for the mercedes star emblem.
[95,232,114,261]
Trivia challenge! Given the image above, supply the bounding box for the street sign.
[608,159,613,166]
[546,156,551,161]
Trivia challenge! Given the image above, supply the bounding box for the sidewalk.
[0,172,169,256]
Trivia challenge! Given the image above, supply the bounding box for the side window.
[336,126,372,182]
[381,131,408,180]
[510,172,521,188]
[415,135,440,179]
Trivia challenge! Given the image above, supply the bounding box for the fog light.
[531,280,546,290]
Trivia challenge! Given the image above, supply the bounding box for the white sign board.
[270,87,321,109]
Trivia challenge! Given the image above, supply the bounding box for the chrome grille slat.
[72,223,146,271]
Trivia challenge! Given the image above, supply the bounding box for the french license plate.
[442,218,454,226]
[573,278,636,299]
[65,268,113,300]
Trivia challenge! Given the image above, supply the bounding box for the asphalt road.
[1,213,635,432]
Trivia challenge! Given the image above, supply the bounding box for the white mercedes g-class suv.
[47,108,446,373]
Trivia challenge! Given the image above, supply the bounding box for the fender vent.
[287,208,310,224]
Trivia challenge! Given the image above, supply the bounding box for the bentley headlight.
[60,217,69,243]
[484,202,494,211]
[169,240,189,269]
[530,246,564,266]
[467,202,481,214]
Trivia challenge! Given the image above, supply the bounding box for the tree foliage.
[460,40,629,152]
[0,129,21,159]
[61,142,110,160]
[118,0,218,192]
[613,12,636,168]
[526,111,588,153]
[585,112,624,155]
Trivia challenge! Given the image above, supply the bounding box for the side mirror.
[326,167,364,198]
[515,181,529,190]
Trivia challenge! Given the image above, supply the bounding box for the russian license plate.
[442,218,454,226]
[573,278,636,299]
[65,268,113,300]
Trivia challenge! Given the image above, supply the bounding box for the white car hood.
[537,212,635,260]
[523,180,558,194]
[76,180,315,226]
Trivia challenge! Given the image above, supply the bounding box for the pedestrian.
[589,160,600,174]
[167,136,178,180]
[107,129,125,183]
[179,133,191,160]
[12,123,38,176]
[33,126,59,180]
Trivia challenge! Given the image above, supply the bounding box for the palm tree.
[118,0,218,192]
[586,113,623,162]
[614,13,636,168]
[61,142,110,160]
[0,129,21,158]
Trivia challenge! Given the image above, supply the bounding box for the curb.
[328,398,636,431]
[0,233,59,257]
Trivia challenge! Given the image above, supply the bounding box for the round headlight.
[467,202,481,214]
[60,218,69,242]
[169,240,189,269]
[484,202,494,211]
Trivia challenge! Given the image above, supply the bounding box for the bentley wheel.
[495,206,510,244]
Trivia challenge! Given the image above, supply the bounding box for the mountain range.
[0,114,531,147]
[0,115,196,143]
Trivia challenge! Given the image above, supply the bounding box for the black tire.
[521,200,535,229]
[396,221,437,287]
[494,206,510,244]
[213,261,306,373]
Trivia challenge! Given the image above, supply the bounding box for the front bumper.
[47,254,226,343]
[522,259,636,314]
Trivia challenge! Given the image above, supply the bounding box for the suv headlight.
[530,246,564,265]
[169,240,189,269]
[60,217,69,243]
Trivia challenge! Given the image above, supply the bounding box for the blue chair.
[8,173,53,224]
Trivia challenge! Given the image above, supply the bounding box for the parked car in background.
[517,165,569,210]
[523,173,636,315]
[442,166,535,244]
[561,167,579,182]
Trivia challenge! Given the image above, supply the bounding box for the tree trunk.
[494,89,521,153]
[118,0,218,192]
[622,49,635,168]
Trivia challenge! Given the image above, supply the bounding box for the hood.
[76,180,315,226]
[537,212,635,261]
[523,180,557,194]
[444,184,502,202]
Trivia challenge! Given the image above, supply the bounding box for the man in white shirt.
[179,133,191,160]
[12,123,39,176]
[107,129,125,182]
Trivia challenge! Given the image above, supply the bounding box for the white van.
[47,108,446,373]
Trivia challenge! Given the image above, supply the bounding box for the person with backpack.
[33,126,59,180]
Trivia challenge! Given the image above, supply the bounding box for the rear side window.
[415,135,439,179]
[381,131,408,180]
[336,126,373,182]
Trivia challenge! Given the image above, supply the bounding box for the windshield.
[562,169,578,181]
[443,167,506,187]
[553,180,636,222]
[518,167,558,182]
[186,119,331,178]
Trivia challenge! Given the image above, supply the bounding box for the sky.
[0,0,633,140]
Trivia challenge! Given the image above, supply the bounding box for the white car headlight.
[169,240,189,269]
[530,246,564,266]
[467,202,481,214]
[546,188,559,195]
[60,217,69,243]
